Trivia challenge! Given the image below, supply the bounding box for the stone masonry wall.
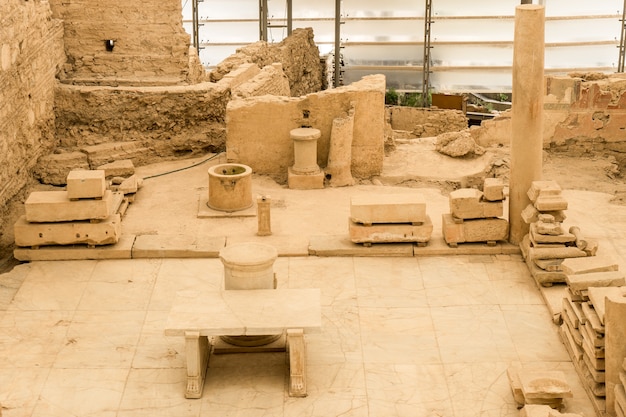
[0,0,65,226]
[210,28,323,97]
[48,0,200,84]
[389,106,468,137]
[226,74,385,183]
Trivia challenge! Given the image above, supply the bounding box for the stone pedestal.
[288,128,324,189]
[219,242,280,347]
[207,163,253,212]
[257,195,272,236]
[509,4,545,244]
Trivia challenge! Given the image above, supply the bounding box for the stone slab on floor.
[308,234,414,257]
[25,189,114,222]
[350,194,427,224]
[14,214,122,247]
[227,235,310,257]
[131,234,226,258]
[13,234,135,261]
[538,283,569,324]
[349,216,433,244]
[414,237,520,256]
[197,195,257,218]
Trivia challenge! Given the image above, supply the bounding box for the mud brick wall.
[0,0,65,212]
[389,107,468,137]
[48,0,198,83]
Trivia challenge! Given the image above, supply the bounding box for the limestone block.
[588,287,626,325]
[82,142,149,168]
[530,224,575,244]
[13,234,135,262]
[535,195,568,211]
[14,214,121,247]
[287,168,324,190]
[566,271,626,294]
[24,190,114,222]
[483,177,504,201]
[534,258,563,272]
[349,216,433,244]
[535,221,563,236]
[527,180,563,203]
[507,367,526,405]
[66,169,106,200]
[521,204,566,224]
[350,194,427,225]
[34,152,91,186]
[442,214,509,245]
[528,245,587,260]
[562,256,619,275]
[605,294,626,413]
[519,370,573,400]
[449,188,503,219]
[96,159,135,178]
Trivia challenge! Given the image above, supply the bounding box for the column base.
[288,167,324,190]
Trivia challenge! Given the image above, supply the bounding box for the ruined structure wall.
[0,0,65,210]
[48,0,199,83]
[232,64,291,98]
[226,75,385,182]
[210,28,323,97]
[389,107,468,137]
[53,82,230,158]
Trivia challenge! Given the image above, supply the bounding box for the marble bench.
[165,288,321,399]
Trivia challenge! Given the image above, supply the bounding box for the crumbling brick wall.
[48,0,202,84]
[388,106,468,137]
[0,0,65,223]
[210,28,323,97]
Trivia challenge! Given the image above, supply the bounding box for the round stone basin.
[219,242,278,290]
[207,163,252,212]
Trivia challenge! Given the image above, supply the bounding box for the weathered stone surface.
[13,234,135,261]
[521,204,566,224]
[232,63,290,98]
[519,370,573,399]
[530,224,575,244]
[566,271,625,294]
[483,177,504,201]
[14,214,121,247]
[535,220,563,236]
[66,169,106,199]
[435,130,485,158]
[349,217,433,244]
[528,246,587,260]
[350,194,427,225]
[82,142,146,169]
[326,106,356,187]
[562,255,619,275]
[132,234,225,258]
[287,168,324,190]
[33,152,91,186]
[528,180,563,202]
[96,159,136,178]
[442,214,509,245]
[25,190,114,222]
[388,106,468,138]
[449,188,503,219]
[535,195,568,211]
[308,234,414,257]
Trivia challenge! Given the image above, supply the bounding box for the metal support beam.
[334,0,342,88]
[422,0,433,107]
[191,0,200,51]
[619,0,626,72]
[260,0,268,41]
[287,0,293,36]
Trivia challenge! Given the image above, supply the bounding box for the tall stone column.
[509,4,545,244]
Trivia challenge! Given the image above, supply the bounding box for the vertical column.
[509,4,545,244]
[257,195,272,236]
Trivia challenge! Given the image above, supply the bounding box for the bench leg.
[287,329,307,397]
[184,331,210,399]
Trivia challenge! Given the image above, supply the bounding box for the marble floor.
[0,254,597,417]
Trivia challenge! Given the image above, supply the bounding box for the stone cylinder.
[219,242,277,290]
[509,4,545,244]
[326,107,355,187]
[207,163,252,212]
[257,195,272,236]
[290,127,321,174]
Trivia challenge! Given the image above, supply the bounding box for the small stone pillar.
[326,106,355,187]
[509,4,545,244]
[288,128,324,189]
[257,195,272,236]
[207,163,253,212]
[219,242,280,346]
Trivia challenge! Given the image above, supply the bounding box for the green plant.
[385,88,399,105]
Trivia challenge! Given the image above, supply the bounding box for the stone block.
[13,234,135,262]
[449,188,503,219]
[483,177,504,201]
[349,216,433,244]
[350,194,426,225]
[66,169,106,199]
[131,234,225,258]
[14,214,121,247]
[530,224,576,245]
[527,180,563,203]
[97,159,136,178]
[287,167,324,190]
[82,142,148,168]
[308,235,414,257]
[521,204,566,224]
[588,287,626,325]
[566,271,626,292]
[519,370,573,399]
[535,220,563,236]
[535,195,568,211]
[34,151,91,186]
[442,214,508,245]
[562,256,619,275]
[24,190,114,222]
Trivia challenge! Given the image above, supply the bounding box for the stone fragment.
[350,194,427,225]
[24,190,114,222]
[535,221,563,236]
[561,255,619,275]
[527,180,563,203]
[521,204,566,224]
[66,169,106,200]
[435,130,485,157]
[326,105,355,187]
[97,159,135,178]
[33,151,91,186]
[584,239,599,256]
[535,195,568,211]
[588,287,626,325]
[519,370,573,399]
[482,177,504,201]
[349,217,433,244]
[117,175,139,195]
[449,188,503,220]
[81,141,150,168]
[14,214,121,247]
[568,226,587,250]
[528,246,587,260]
[538,214,555,223]
[507,367,526,406]
[530,224,575,244]
[442,214,509,246]
[534,258,563,272]
[566,271,626,294]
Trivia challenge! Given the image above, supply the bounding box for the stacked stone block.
[520,180,597,287]
[14,170,123,249]
[615,358,626,417]
[507,368,573,410]
[442,178,509,247]
[349,194,433,246]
